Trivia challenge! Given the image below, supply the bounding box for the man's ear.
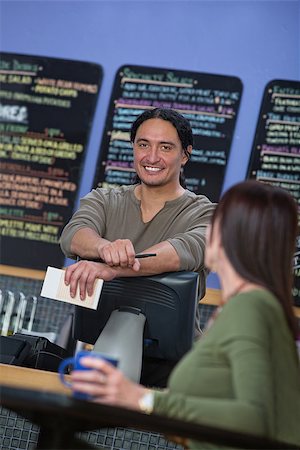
[182,145,192,166]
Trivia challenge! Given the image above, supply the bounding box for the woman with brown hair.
[70,180,300,449]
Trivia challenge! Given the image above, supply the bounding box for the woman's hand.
[70,356,148,410]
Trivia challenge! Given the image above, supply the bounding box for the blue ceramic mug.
[58,350,118,400]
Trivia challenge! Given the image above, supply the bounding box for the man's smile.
[143,166,163,172]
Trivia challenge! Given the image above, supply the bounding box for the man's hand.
[64,260,119,300]
[98,239,140,271]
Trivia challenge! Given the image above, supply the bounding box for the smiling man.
[59,108,215,385]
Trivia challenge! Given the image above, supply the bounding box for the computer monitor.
[73,271,199,361]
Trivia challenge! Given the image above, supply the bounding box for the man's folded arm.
[62,227,110,260]
[111,240,181,277]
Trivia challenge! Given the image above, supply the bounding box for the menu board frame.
[246,79,300,306]
[0,52,102,270]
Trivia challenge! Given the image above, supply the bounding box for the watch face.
[139,391,154,414]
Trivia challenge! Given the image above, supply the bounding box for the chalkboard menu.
[0,52,102,270]
[93,65,243,202]
[247,80,300,306]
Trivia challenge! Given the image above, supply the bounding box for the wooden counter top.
[0,363,71,395]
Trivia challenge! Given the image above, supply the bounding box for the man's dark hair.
[130,108,193,187]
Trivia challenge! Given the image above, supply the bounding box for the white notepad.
[40,266,103,309]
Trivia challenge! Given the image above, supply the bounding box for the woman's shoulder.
[228,289,279,311]
[218,290,286,339]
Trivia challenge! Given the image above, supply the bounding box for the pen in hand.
[135,253,157,259]
[87,253,157,263]
[82,253,156,263]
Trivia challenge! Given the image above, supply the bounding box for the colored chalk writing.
[247,80,300,306]
[93,65,243,202]
[0,53,102,270]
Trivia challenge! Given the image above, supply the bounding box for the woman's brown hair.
[211,180,299,339]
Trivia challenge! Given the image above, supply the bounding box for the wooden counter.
[0,364,296,450]
[0,363,71,395]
